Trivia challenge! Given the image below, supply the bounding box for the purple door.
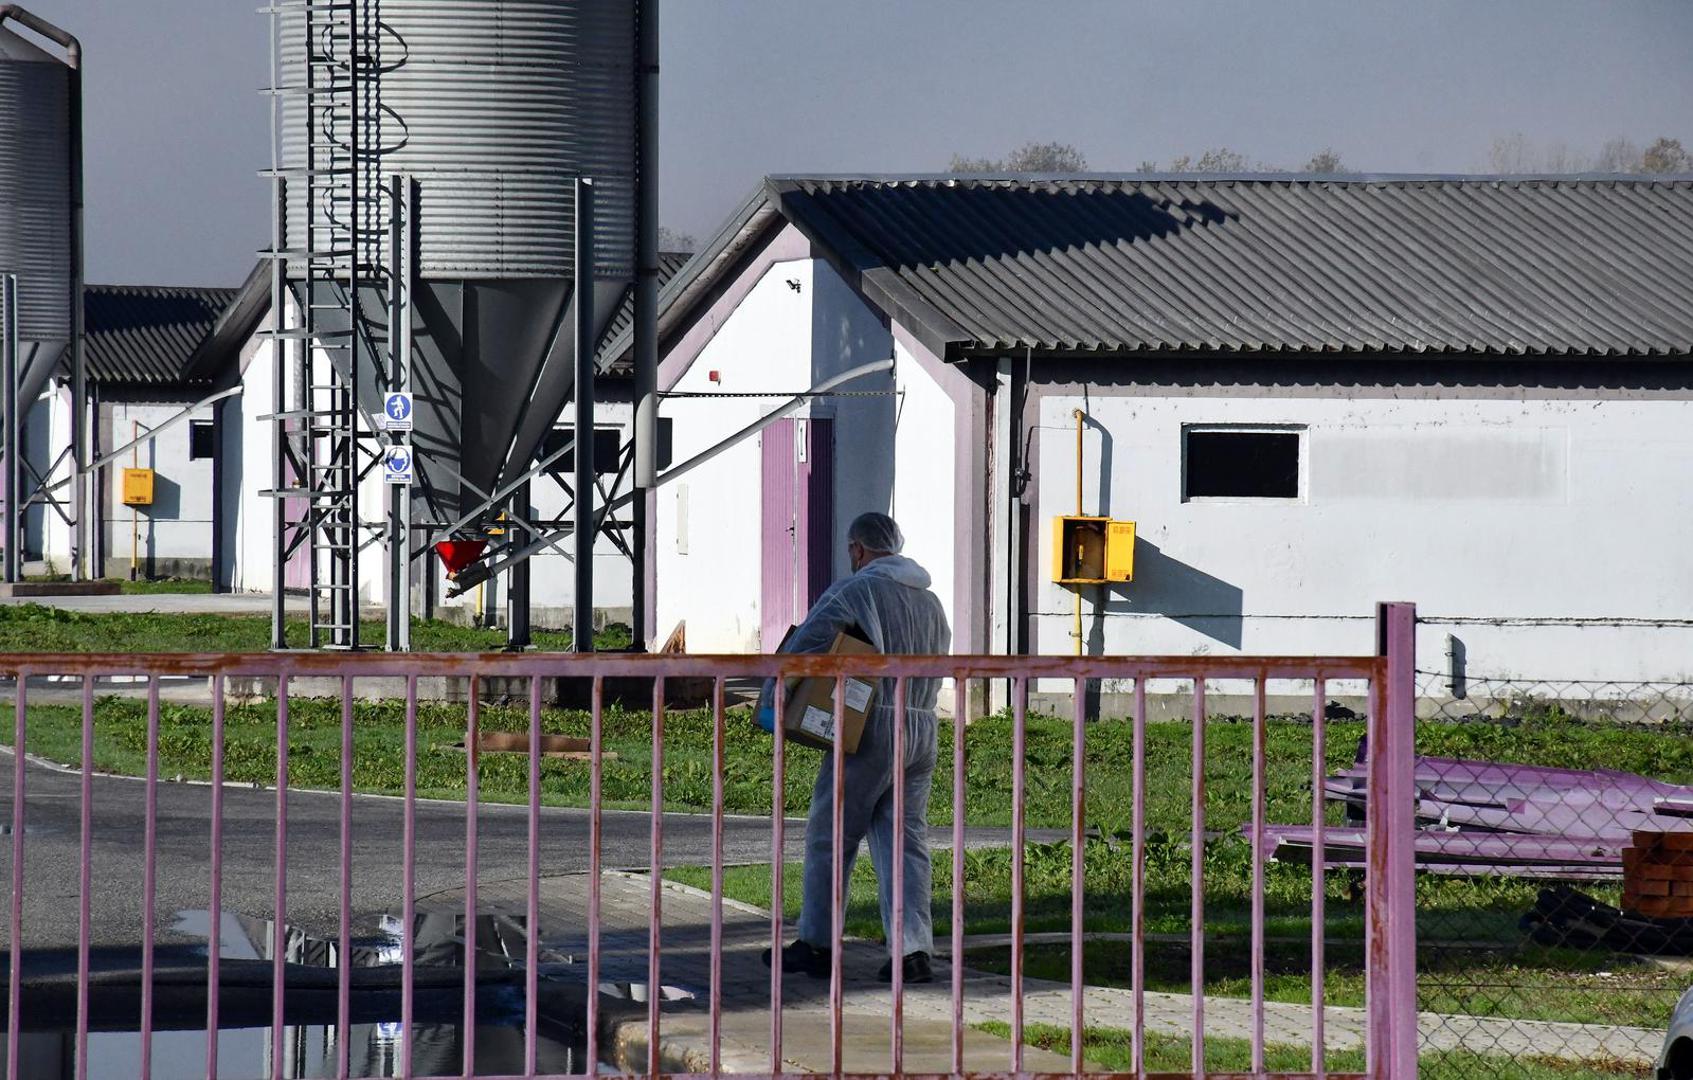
[760,417,833,651]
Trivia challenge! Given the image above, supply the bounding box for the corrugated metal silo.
[0,23,73,405]
[276,0,637,514]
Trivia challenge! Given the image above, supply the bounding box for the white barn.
[612,175,1693,694]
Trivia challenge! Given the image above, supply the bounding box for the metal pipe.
[387,174,413,652]
[1073,408,1084,657]
[446,358,895,596]
[632,0,660,650]
[572,177,596,651]
[3,275,17,582]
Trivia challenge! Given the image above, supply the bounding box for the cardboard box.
[760,628,879,753]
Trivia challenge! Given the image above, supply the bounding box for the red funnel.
[433,539,488,578]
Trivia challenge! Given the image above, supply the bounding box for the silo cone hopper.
[327,276,625,526]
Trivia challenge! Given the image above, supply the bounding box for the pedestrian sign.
[383,445,414,485]
[383,391,414,432]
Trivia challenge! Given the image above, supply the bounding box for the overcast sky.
[26,0,1693,286]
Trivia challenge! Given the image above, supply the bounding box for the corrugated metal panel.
[277,0,637,280]
[0,25,72,399]
[598,250,691,370]
[83,285,238,387]
[770,176,1693,358]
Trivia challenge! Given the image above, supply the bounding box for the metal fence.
[0,608,1417,1079]
[1403,668,1692,1078]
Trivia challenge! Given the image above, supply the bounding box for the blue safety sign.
[383,392,414,432]
[383,445,414,485]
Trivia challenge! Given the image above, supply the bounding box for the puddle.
[0,911,592,1077]
[2,1019,583,1078]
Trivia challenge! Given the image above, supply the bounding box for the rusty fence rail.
[0,603,1418,1080]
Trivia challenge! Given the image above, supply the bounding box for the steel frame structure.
[263,0,408,650]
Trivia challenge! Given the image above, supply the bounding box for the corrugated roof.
[719,176,1693,360]
[598,250,694,372]
[83,283,240,386]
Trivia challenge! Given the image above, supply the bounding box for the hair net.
[847,511,904,554]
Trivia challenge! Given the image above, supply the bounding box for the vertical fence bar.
[648,676,665,1078]
[588,676,605,1074]
[950,675,966,1075]
[402,675,418,1077]
[1251,675,1268,1074]
[272,675,288,1080]
[337,676,354,1080]
[1071,676,1087,1074]
[525,675,542,1076]
[463,677,480,1078]
[6,670,23,1080]
[1368,603,1419,1079]
[830,674,846,1077]
[1191,677,1206,1076]
[140,676,160,1080]
[709,675,725,1073]
[769,675,785,1072]
[1132,677,1147,1076]
[1312,676,1327,1079]
[78,675,94,1080]
[891,675,907,1074]
[1011,676,1027,1072]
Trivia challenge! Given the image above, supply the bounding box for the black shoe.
[761,939,831,979]
[878,951,934,984]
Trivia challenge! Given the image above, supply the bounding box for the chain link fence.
[1406,670,1693,1078]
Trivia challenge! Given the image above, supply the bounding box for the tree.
[1642,137,1691,173]
[1488,133,1538,173]
[1595,136,1641,173]
[657,225,698,253]
[1303,149,1348,173]
[948,141,1089,173]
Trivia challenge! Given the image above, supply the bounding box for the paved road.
[0,751,1051,952]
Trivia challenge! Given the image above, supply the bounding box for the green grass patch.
[978,1022,1652,1079]
[0,603,628,653]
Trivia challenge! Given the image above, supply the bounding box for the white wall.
[228,315,280,595]
[654,247,901,653]
[891,337,957,639]
[103,399,216,568]
[1032,389,1693,682]
[656,256,815,652]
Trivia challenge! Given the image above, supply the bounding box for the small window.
[1183,426,1302,500]
[188,419,215,461]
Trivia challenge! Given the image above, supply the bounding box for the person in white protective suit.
[759,511,951,984]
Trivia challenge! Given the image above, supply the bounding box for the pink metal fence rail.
[0,603,1418,1080]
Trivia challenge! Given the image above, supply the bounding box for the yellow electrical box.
[121,468,154,507]
[1052,516,1135,584]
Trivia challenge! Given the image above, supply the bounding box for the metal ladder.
[263,0,393,648]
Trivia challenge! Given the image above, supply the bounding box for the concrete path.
[0,591,308,615]
[434,871,1665,1072]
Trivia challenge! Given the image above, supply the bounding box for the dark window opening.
[539,419,672,477]
[188,419,215,461]
[1184,428,1301,499]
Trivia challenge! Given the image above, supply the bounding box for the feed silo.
[0,6,82,581]
[268,0,641,647]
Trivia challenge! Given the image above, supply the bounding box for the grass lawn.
[977,1022,1653,1079]
[0,603,628,653]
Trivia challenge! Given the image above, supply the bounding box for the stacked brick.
[1622,830,1693,917]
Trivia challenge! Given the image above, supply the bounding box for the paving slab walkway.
[416,870,1665,1072]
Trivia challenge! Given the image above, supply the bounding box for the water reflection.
[0,911,585,1078]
